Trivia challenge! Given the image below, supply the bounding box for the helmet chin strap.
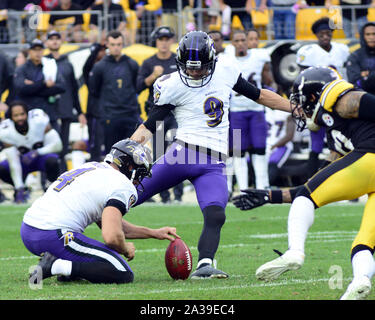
[130,169,136,183]
[307,102,321,132]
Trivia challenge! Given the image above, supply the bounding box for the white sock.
[71,150,86,169]
[51,259,72,276]
[197,258,212,269]
[251,154,270,189]
[352,250,375,280]
[226,157,233,193]
[233,156,248,191]
[287,196,315,254]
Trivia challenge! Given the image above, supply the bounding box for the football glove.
[22,150,38,165]
[232,189,270,211]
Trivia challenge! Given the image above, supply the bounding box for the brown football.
[165,238,192,280]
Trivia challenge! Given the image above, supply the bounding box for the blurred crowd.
[0,0,373,45]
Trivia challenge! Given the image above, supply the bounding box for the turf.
[0,202,372,301]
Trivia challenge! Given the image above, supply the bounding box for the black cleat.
[30,252,58,282]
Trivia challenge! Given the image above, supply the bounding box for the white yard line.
[0,230,357,261]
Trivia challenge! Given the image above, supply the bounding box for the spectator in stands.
[347,22,375,95]
[45,30,86,170]
[71,0,95,9]
[90,0,128,43]
[88,30,141,154]
[40,0,59,11]
[161,0,196,36]
[207,30,225,54]
[15,50,28,68]
[218,0,253,39]
[82,35,107,162]
[48,0,84,42]
[13,39,65,132]
[136,26,184,204]
[129,0,161,45]
[0,1,40,44]
[335,0,375,39]
[262,0,298,39]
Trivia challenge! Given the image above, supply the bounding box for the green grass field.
[0,202,372,301]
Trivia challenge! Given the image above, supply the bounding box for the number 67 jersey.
[153,57,241,155]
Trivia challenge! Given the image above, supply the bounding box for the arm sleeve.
[37,129,63,155]
[136,60,152,94]
[143,104,175,133]
[232,74,261,101]
[346,52,362,85]
[13,67,45,95]
[88,63,102,98]
[83,44,101,84]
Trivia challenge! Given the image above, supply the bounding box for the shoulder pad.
[319,80,354,112]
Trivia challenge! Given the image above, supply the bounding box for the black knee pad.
[295,185,319,209]
[202,205,226,228]
[351,244,374,261]
[251,148,266,155]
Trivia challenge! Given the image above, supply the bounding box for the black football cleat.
[30,252,58,282]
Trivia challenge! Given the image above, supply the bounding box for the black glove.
[232,189,270,211]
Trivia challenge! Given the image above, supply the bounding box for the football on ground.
[165,238,192,280]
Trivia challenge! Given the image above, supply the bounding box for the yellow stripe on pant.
[305,151,375,250]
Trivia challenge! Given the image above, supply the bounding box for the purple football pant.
[269,143,293,168]
[136,142,228,210]
[0,153,59,183]
[228,110,267,152]
[20,222,132,272]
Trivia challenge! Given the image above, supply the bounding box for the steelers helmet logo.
[322,113,334,127]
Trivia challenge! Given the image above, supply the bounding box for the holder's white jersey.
[0,109,49,149]
[23,162,138,233]
[296,42,350,79]
[153,57,241,155]
[229,48,271,112]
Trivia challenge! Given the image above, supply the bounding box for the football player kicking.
[24,139,179,285]
[130,31,291,279]
[0,101,62,203]
[233,66,375,300]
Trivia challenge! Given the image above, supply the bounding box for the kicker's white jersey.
[153,57,241,155]
[229,48,270,112]
[296,42,350,79]
[23,162,138,233]
[0,108,49,149]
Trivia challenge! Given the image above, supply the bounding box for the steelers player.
[234,66,375,300]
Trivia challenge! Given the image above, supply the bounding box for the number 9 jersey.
[153,56,241,155]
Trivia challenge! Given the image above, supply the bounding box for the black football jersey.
[315,79,375,155]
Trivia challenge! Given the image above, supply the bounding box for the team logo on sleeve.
[322,113,334,127]
[154,88,161,104]
[128,194,137,208]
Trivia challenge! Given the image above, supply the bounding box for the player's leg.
[228,111,249,192]
[135,142,192,205]
[268,142,293,186]
[256,151,375,281]
[341,192,375,300]
[23,223,134,284]
[190,161,229,279]
[249,111,270,189]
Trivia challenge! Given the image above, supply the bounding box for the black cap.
[311,17,333,34]
[47,30,61,39]
[151,26,175,41]
[29,39,44,49]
